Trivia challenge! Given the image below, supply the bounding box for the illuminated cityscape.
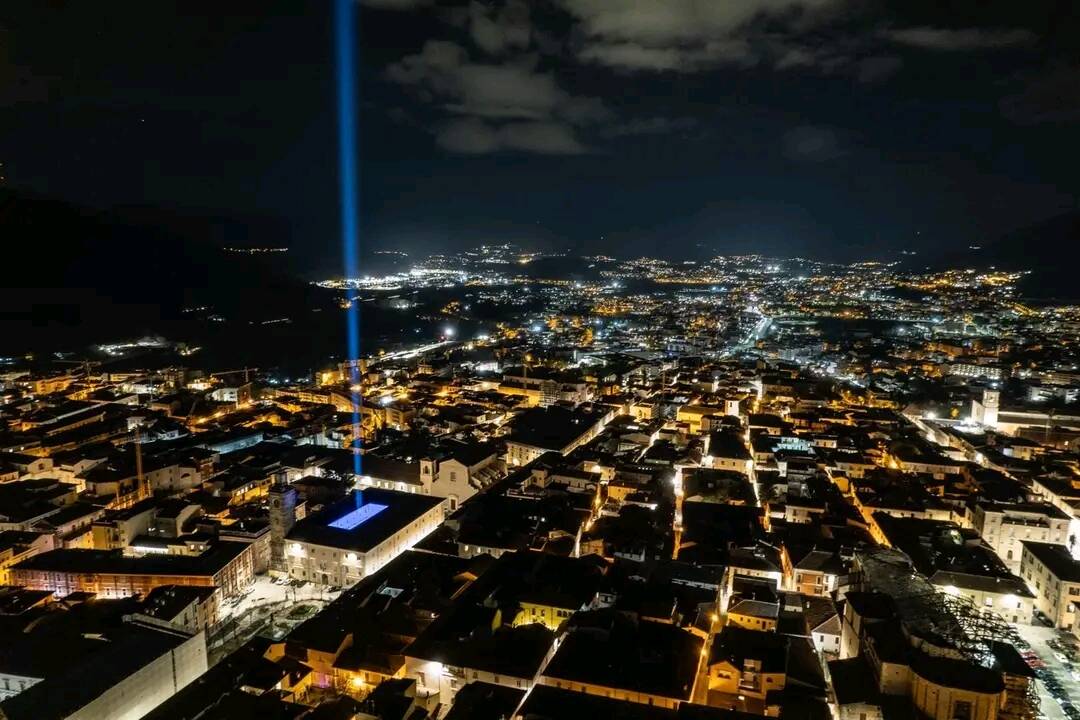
[1,246,1080,719]
[3,2,1080,720]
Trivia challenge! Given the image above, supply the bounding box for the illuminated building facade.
[9,540,254,599]
[284,488,445,586]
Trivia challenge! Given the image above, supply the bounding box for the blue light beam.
[335,0,362,477]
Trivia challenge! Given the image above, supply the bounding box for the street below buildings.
[1014,624,1080,720]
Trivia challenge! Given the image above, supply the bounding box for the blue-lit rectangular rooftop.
[287,488,445,553]
[327,502,388,530]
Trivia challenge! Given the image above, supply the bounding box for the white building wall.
[68,630,207,720]
[976,510,1069,575]
[937,583,1033,625]
[286,500,446,587]
[0,674,40,701]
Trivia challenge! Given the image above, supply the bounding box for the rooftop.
[286,488,444,553]
[506,406,608,451]
[0,619,197,720]
[542,610,702,701]
[1021,540,1080,583]
[13,540,249,578]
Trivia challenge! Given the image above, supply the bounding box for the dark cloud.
[885,27,1036,51]
[375,0,1064,158]
[386,29,607,154]
[360,0,431,10]
[384,105,421,127]
[558,0,839,72]
[782,125,846,162]
[387,40,606,124]
[437,118,587,154]
[468,0,531,55]
[601,116,699,138]
[577,39,756,72]
[556,2,1039,79]
[856,55,902,84]
[774,47,819,70]
[557,0,837,47]
[1000,65,1080,125]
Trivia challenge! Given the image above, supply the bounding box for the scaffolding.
[856,549,1040,720]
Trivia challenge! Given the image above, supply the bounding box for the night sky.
[2,0,1078,275]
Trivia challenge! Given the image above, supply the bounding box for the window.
[953,700,972,720]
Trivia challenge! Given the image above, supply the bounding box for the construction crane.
[209,367,259,384]
[114,426,149,508]
[134,426,148,500]
[55,359,103,381]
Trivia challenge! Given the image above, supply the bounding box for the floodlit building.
[970,388,1000,428]
[284,488,445,586]
[504,406,612,466]
[971,501,1070,574]
[1020,540,1080,632]
[9,540,255,599]
[419,442,502,510]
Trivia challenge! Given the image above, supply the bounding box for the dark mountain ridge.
[923,209,1080,300]
[0,188,321,355]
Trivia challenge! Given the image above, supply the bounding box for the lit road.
[369,340,456,366]
[752,316,772,341]
[722,314,771,357]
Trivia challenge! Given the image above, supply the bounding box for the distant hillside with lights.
[924,209,1080,301]
[0,188,319,355]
